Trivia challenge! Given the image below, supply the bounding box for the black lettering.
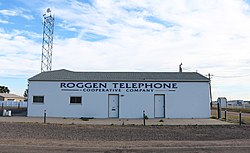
[76,83,84,88]
[67,83,75,88]
[113,83,118,88]
[99,83,107,88]
[93,83,98,88]
[125,83,131,88]
[138,83,144,88]
[172,83,178,89]
[145,83,153,88]
[154,83,162,89]
[132,83,137,88]
[163,83,171,88]
[60,83,67,88]
[85,83,92,88]
[120,83,125,88]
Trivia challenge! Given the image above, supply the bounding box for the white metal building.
[27,69,210,118]
[217,97,227,108]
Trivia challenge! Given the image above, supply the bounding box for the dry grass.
[211,108,250,125]
[225,107,250,113]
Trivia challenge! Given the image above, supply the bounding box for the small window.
[33,96,44,103]
[70,96,82,104]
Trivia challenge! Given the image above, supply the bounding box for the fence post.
[44,110,47,124]
[224,110,227,121]
[217,103,221,119]
[143,110,146,126]
[239,112,242,126]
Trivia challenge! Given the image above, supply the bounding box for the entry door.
[154,94,165,118]
[108,94,119,118]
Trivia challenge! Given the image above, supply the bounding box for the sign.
[60,82,178,93]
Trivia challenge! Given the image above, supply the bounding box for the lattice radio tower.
[41,8,54,72]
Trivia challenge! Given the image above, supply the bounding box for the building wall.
[27,81,210,118]
[166,82,210,118]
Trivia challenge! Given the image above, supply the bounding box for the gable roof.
[29,69,209,82]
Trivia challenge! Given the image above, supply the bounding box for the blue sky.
[1,0,250,100]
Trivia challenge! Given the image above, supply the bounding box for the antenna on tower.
[41,8,54,72]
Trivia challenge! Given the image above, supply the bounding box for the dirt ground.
[0,108,249,152]
[0,122,250,153]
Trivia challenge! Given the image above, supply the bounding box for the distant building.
[0,93,26,102]
[227,100,244,107]
[244,101,250,104]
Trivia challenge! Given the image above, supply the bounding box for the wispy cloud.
[144,16,176,28]
[0,9,17,16]
[0,19,8,24]
[0,8,34,20]
[82,32,109,41]
[0,28,41,77]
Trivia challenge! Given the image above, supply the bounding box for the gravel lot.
[0,122,250,152]
[0,123,249,141]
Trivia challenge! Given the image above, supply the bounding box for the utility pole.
[208,73,213,109]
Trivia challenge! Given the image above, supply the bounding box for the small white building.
[217,97,227,108]
[27,69,210,118]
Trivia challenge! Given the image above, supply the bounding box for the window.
[33,96,44,103]
[70,96,82,104]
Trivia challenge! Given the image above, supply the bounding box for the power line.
[182,67,192,72]
[182,65,250,78]
[214,74,250,78]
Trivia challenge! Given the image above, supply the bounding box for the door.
[108,94,119,118]
[154,94,165,118]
